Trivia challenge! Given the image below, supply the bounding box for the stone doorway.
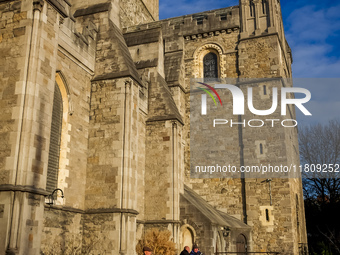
[236,234,247,254]
[182,227,194,250]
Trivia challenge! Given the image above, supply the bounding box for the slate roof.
[183,185,251,229]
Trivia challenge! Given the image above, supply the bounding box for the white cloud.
[286,5,340,43]
[297,101,340,125]
[285,4,340,78]
[290,44,340,77]
[294,78,340,125]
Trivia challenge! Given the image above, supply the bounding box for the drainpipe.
[172,121,177,240]
[238,114,247,224]
[120,80,131,254]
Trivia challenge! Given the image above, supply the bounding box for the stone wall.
[0,0,96,253]
[149,3,308,253]
[41,208,83,254]
[0,0,26,186]
[142,68,184,244]
[0,1,62,252]
[120,0,156,28]
[55,48,93,210]
[141,0,158,21]
[145,120,182,221]
[0,0,308,254]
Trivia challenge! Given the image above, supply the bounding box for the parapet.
[123,6,240,37]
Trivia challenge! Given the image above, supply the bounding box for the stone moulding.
[0,185,139,216]
[46,0,69,18]
[135,59,158,69]
[92,72,141,84]
[184,27,239,41]
[0,184,49,196]
[137,220,181,224]
[44,205,139,215]
[73,2,111,18]
[193,43,227,78]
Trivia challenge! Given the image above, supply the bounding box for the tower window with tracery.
[203,52,218,78]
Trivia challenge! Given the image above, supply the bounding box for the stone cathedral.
[0,0,308,254]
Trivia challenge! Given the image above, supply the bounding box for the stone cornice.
[137,220,181,225]
[73,2,111,18]
[0,184,49,196]
[184,27,239,41]
[44,205,139,215]
[46,0,69,18]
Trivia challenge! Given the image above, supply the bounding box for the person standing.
[190,244,202,255]
[180,246,190,255]
[143,246,153,255]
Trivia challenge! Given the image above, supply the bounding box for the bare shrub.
[136,228,177,255]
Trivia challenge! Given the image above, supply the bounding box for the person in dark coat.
[190,244,202,255]
[180,246,190,255]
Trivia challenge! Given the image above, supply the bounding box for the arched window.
[46,83,63,193]
[203,52,218,78]
[182,227,194,251]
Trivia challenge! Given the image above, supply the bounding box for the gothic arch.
[56,71,73,115]
[193,43,226,78]
[180,224,197,250]
[216,231,223,253]
[236,234,247,253]
[47,72,71,205]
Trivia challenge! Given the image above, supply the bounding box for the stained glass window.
[203,53,218,78]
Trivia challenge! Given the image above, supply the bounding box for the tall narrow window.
[296,195,300,226]
[263,85,267,95]
[265,209,270,221]
[46,83,63,193]
[203,52,218,78]
[250,0,255,17]
[260,143,264,154]
[262,0,268,14]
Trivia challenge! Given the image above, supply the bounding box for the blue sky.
[159,0,340,124]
